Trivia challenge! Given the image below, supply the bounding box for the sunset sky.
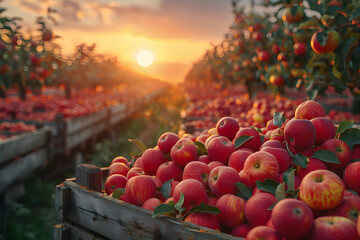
[3,0,234,83]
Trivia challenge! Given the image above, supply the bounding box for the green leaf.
[161,179,173,200]
[337,121,354,134]
[236,182,253,201]
[346,190,358,196]
[275,182,286,202]
[249,126,263,133]
[292,153,308,168]
[352,159,360,163]
[350,7,360,20]
[256,179,280,195]
[339,128,360,150]
[129,150,142,158]
[260,135,265,144]
[316,30,328,47]
[128,139,147,152]
[282,168,296,192]
[234,135,254,149]
[194,141,207,155]
[194,141,206,149]
[273,112,286,127]
[112,188,125,199]
[174,192,186,215]
[290,6,298,16]
[152,204,176,218]
[187,202,220,215]
[311,150,340,164]
[267,202,277,210]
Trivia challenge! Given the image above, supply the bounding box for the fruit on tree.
[269,75,285,87]
[294,42,306,55]
[299,169,345,210]
[271,198,314,239]
[311,30,341,54]
[282,6,305,24]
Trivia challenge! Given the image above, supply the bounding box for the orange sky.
[3,0,234,83]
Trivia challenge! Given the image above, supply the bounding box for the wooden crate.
[0,126,52,194]
[55,164,241,240]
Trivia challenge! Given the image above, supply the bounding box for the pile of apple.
[104,99,360,240]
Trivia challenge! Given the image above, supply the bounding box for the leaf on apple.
[128,139,147,152]
[273,112,286,127]
[311,149,340,164]
[194,141,207,155]
[285,189,300,199]
[112,188,125,199]
[182,202,220,220]
[234,135,254,149]
[161,179,173,200]
[260,134,265,144]
[152,204,176,218]
[256,179,280,195]
[339,128,360,151]
[174,192,186,216]
[236,182,253,201]
[282,168,295,192]
[249,126,263,134]
[317,30,329,47]
[336,121,353,135]
[346,190,359,196]
[275,182,285,202]
[292,153,308,168]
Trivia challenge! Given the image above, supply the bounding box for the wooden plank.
[55,184,70,222]
[0,127,51,165]
[0,148,48,194]
[65,122,107,150]
[110,104,126,115]
[54,223,106,240]
[76,164,102,192]
[65,109,109,135]
[61,180,239,240]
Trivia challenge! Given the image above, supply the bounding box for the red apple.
[233,127,262,151]
[183,161,210,188]
[352,145,360,160]
[170,138,198,167]
[125,175,157,206]
[327,196,360,222]
[309,216,359,240]
[246,226,282,240]
[320,138,351,175]
[134,148,167,175]
[157,132,180,154]
[108,162,129,177]
[208,161,225,171]
[198,155,211,164]
[311,117,336,146]
[215,194,246,228]
[243,151,279,188]
[244,193,277,227]
[284,119,316,151]
[184,213,220,230]
[261,146,291,173]
[111,156,129,166]
[271,198,314,240]
[259,140,284,150]
[229,224,251,238]
[142,198,163,211]
[343,162,360,195]
[104,174,128,195]
[295,100,325,120]
[357,215,360,237]
[311,30,341,54]
[299,169,345,210]
[208,166,241,197]
[126,167,145,179]
[173,179,208,211]
[207,136,235,164]
[296,157,327,180]
[216,117,239,141]
[156,161,183,183]
[228,150,252,172]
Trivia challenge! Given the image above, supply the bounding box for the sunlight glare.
[137,50,154,67]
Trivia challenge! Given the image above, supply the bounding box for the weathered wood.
[65,109,109,135]
[54,223,106,240]
[0,127,51,165]
[76,164,102,192]
[0,148,48,194]
[55,184,70,222]
[59,179,240,240]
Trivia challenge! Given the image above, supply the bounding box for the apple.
[282,6,305,24]
[253,31,263,41]
[260,140,284,150]
[108,162,129,177]
[357,215,360,237]
[197,155,211,164]
[104,174,128,195]
[294,42,306,55]
[246,226,282,240]
[183,161,210,188]
[228,150,252,172]
[343,162,360,195]
[196,134,209,144]
[261,146,291,173]
[156,161,183,183]
[208,166,241,197]
[320,138,351,175]
[270,75,285,87]
[244,193,277,227]
[126,167,145,179]
[299,169,345,210]
[207,136,235,164]
[311,117,336,146]
[352,145,360,160]
[296,158,327,180]
[311,30,341,54]
[295,100,325,120]
[258,51,271,62]
[170,138,198,167]
[204,134,220,149]
[243,151,279,188]
[42,29,53,41]
[157,132,180,154]
[327,196,360,222]
[309,216,359,240]
[284,119,316,151]
[173,179,208,211]
[184,212,220,230]
[125,175,157,206]
[233,127,262,151]
[229,224,251,238]
[134,148,167,175]
[208,161,225,171]
[216,116,239,141]
[111,156,129,166]
[271,198,314,239]
[142,198,163,211]
[215,194,246,228]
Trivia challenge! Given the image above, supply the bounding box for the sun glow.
[136,50,154,67]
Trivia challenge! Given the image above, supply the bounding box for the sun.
[136,50,154,67]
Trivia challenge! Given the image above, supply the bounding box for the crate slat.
[65,109,108,136]
[54,223,106,240]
